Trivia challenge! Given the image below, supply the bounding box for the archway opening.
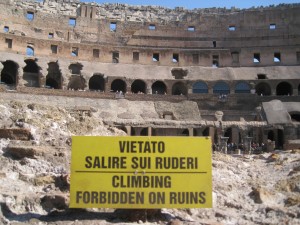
[289,112,300,122]
[255,83,271,96]
[1,60,18,85]
[46,62,62,89]
[23,59,40,87]
[213,81,230,94]
[181,129,189,136]
[276,82,292,96]
[152,81,166,95]
[193,81,208,94]
[67,75,86,90]
[172,82,187,95]
[69,63,82,75]
[111,79,126,93]
[89,74,105,91]
[235,82,251,93]
[131,79,146,94]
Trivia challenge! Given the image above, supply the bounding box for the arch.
[111,79,126,93]
[1,60,18,85]
[276,82,293,96]
[26,46,34,56]
[67,75,86,90]
[152,81,167,95]
[213,81,230,94]
[235,82,251,93]
[46,62,62,89]
[89,74,105,91]
[289,112,300,122]
[181,129,189,136]
[193,81,208,94]
[255,82,271,96]
[69,63,82,75]
[172,82,187,95]
[131,79,146,94]
[23,59,40,87]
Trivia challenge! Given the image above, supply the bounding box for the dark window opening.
[23,59,40,87]
[153,53,159,62]
[69,63,83,75]
[26,46,34,56]
[228,25,236,31]
[48,33,54,39]
[276,82,292,96]
[257,74,267,79]
[27,12,34,21]
[71,47,78,57]
[152,81,166,95]
[213,41,216,48]
[193,54,199,64]
[51,45,58,54]
[149,24,156,30]
[93,49,100,58]
[172,82,187,95]
[131,79,146,94]
[172,53,179,63]
[69,18,76,27]
[89,74,105,91]
[212,55,219,67]
[193,81,208,94]
[110,22,116,32]
[46,62,62,89]
[140,128,148,136]
[254,53,260,63]
[213,81,230,94]
[274,52,281,63]
[290,113,300,122]
[133,52,139,61]
[1,60,18,85]
[5,39,12,49]
[111,79,126,93]
[188,26,195,32]
[255,82,271,96]
[112,52,119,63]
[235,82,251,93]
[4,26,9,33]
[270,24,276,30]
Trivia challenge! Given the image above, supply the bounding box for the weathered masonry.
[0,0,300,150]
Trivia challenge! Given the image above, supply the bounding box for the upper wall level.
[0,0,300,67]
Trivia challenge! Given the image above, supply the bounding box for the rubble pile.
[0,99,299,225]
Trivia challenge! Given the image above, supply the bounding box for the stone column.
[188,128,193,136]
[125,126,131,136]
[148,127,152,136]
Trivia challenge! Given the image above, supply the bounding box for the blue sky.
[82,0,299,9]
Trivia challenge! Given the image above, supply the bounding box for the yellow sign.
[70,136,212,209]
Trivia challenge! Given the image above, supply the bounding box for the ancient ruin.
[0,0,300,151]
